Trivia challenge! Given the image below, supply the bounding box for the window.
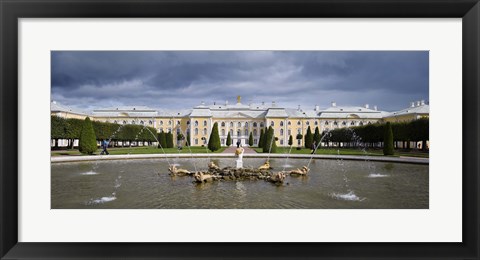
[238,122,242,127]
[230,122,233,127]
[280,140,284,145]
[221,122,225,127]
[254,139,257,144]
[288,121,291,126]
[187,121,190,125]
[280,129,284,135]
[140,121,144,125]
[195,128,198,135]
[288,129,291,136]
[253,122,257,127]
[244,129,248,136]
[237,130,241,136]
[306,121,310,126]
[221,129,225,135]
[149,120,153,125]
[114,120,118,124]
[342,121,346,126]
[253,129,257,136]
[230,129,234,136]
[195,139,198,145]
[270,121,274,126]
[297,120,301,126]
[168,120,172,125]
[350,121,355,126]
[160,127,163,132]
[334,121,338,126]
[260,122,264,127]
[297,129,301,134]
[245,122,249,127]
[315,121,318,125]
[325,121,329,126]
[359,122,364,126]
[221,139,225,145]
[203,120,207,126]
[177,128,181,135]
[168,128,172,133]
[203,128,207,135]
[123,120,127,124]
[194,121,198,126]
[280,121,284,127]
[131,120,136,124]
[367,121,372,125]
[177,120,180,125]
[160,121,163,126]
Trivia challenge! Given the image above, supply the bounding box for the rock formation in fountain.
[287,166,310,176]
[168,165,192,176]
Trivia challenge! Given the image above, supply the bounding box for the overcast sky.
[51,51,428,112]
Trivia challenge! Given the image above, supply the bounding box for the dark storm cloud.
[51,51,429,112]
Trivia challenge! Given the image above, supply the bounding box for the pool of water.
[51,158,428,209]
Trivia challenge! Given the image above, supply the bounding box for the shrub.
[383,122,394,155]
[314,126,321,144]
[263,126,277,153]
[288,135,293,146]
[208,122,221,151]
[248,132,254,146]
[166,132,174,148]
[78,117,97,154]
[226,132,232,146]
[304,126,313,149]
[258,129,264,148]
[158,131,167,148]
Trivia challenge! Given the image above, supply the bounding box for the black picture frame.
[1,0,479,259]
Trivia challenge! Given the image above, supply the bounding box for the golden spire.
[237,95,241,104]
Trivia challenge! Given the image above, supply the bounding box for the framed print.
[1,0,479,259]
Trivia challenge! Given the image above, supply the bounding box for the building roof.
[385,103,429,118]
[317,105,385,119]
[265,108,289,118]
[190,107,213,117]
[50,101,89,115]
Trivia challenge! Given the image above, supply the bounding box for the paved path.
[221,146,257,154]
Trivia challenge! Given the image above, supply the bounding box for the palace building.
[51,96,429,147]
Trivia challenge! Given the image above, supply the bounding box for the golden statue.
[258,160,271,170]
[237,95,241,103]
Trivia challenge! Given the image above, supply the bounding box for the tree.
[78,117,97,154]
[288,135,293,146]
[158,131,167,148]
[258,129,264,148]
[248,132,254,146]
[314,126,321,145]
[304,126,313,149]
[208,122,221,151]
[226,132,232,146]
[263,126,277,153]
[185,132,191,147]
[166,132,174,148]
[383,122,394,155]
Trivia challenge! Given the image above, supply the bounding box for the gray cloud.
[51,51,428,112]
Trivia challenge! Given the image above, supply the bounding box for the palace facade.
[51,96,429,147]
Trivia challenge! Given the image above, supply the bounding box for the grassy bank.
[252,147,429,158]
[51,146,226,156]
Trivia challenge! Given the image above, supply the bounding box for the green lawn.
[52,146,428,158]
[51,146,226,156]
[253,147,429,158]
